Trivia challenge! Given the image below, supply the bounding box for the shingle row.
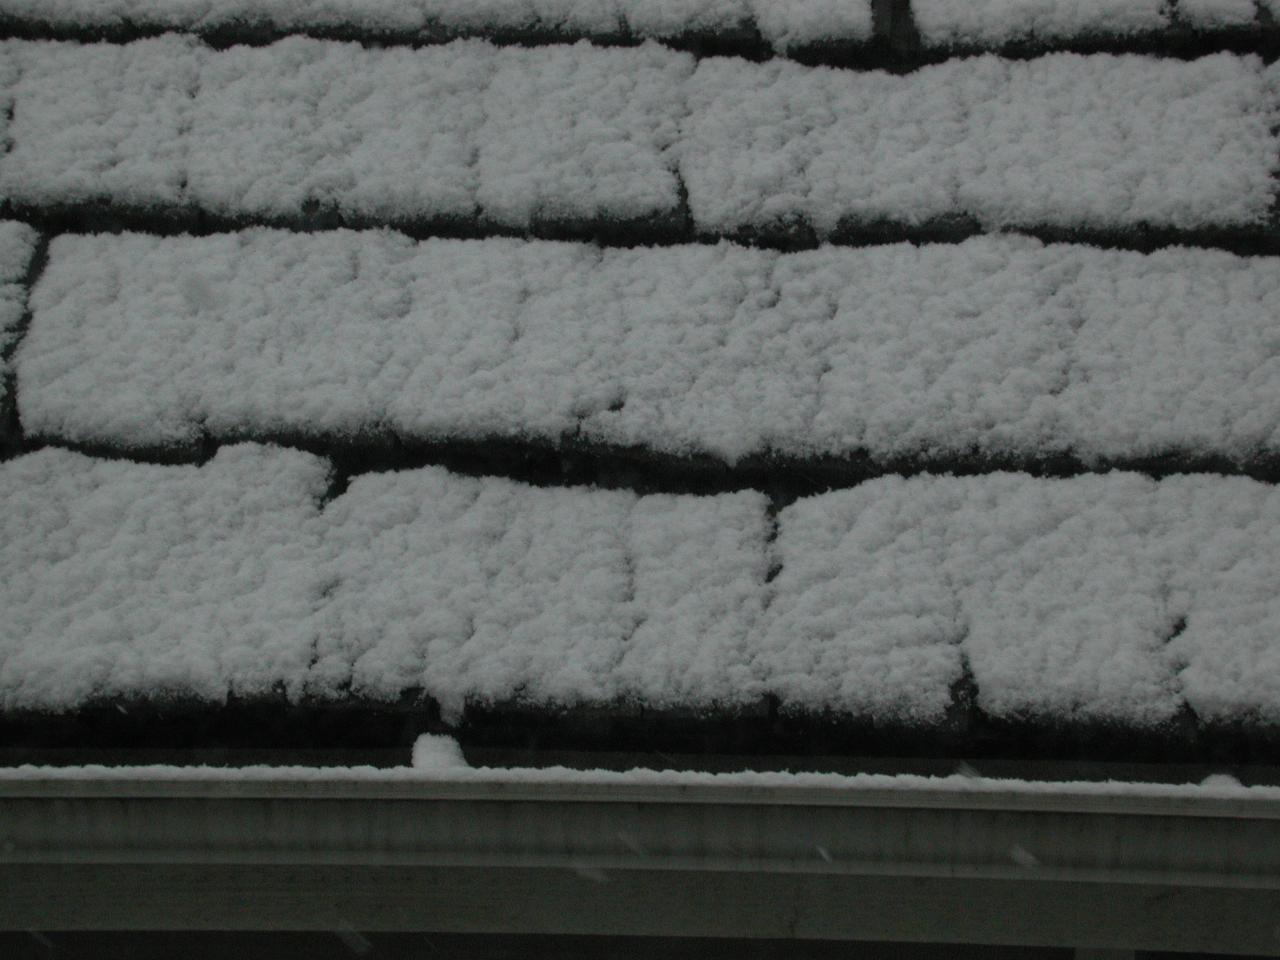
[0,0,1264,52]
[1,38,1275,236]
[2,443,1277,726]
[20,230,1280,466]
[913,0,1263,49]
[0,0,873,51]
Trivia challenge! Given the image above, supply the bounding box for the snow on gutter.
[3,756,1280,953]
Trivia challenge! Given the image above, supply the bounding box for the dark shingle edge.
[3,688,1280,776]
[6,200,1280,258]
[14,433,1280,506]
[0,6,1274,69]
[0,229,46,459]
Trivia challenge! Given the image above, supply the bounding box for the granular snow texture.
[0,221,37,363]
[0,444,331,709]
[768,473,1280,725]
[1,40,1274,235]
[2,447,1279,725]
[1178,0,1259,28]
[0,445,769,713]
[911,0,1170,47]
[185,39,692,227]
[20,231,1280,465]
[0,37,200,208]
[317,469,769,712]
[680,51,1279,235]
[0,1,873,47]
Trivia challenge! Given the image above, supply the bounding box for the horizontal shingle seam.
[0,13,1273,69]
[20,435,1280,501]
[6,206,1280,258]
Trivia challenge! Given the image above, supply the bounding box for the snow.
[0,444,331,710]
[2,757,1280,805]
[1178,0,1259,27]
[912,0,1170,47]
[0,0,874,46]
[183,39,690,226]
[315,468,639,712]
[680,51,1279,235]
[939,473,1180,725]
[473,42,691,229]
[1158,478,1280,724]
[620,0,751,36]
[758,476,965,723]
[317,467,768,712]
[0,444,768,713]
[2,40,1272,233]
[185,39,487,222]
[615,490,770,708]
[0,221,37,366]
[0,37,201,208]
[2,441,1278,723]
[751,0,874,50]
[21,231,1280,465]
[411,733,469,770]
[773,473,1280,725]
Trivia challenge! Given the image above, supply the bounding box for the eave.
[3,774,1280,955]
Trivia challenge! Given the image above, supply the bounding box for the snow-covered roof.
[1,0,1278,763]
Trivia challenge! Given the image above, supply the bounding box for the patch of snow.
[0,1,427,29]
[316,467,769,712]
[680,51,1278,235]
[0,37,201,208]
[759,476,965,723]
[0,0,877,44]
[619,0,752,37]
[20,231,1280,465]
[315,467,638,714]
[0,221,37,367]
[616,489,771,708]
[1,444,1278,723]
[751,0,874,50]
[1158,478,1280,724]
[3,40,1271,233]
[184,38,688,226]
[411,734,469,770]
[1178,0,1258,28]
[940,472,1180,725]
[779,473,1280,725]
[186,38,488,222]
[474,42,692,229]
[912,0,1170,47]
[3,763,1280,805]
[0,444,331,709]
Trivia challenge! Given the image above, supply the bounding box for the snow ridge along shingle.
[3,446,1278,729]
[1,39,1276,247]
[0,1,875,59]
[20,231,1280,471]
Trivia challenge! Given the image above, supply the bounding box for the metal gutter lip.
[3,772,1280,819]
[5,770,1280,951]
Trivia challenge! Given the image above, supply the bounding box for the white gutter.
[2,773,1279,954]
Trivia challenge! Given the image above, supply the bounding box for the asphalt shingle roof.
[1,0,1278,767]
